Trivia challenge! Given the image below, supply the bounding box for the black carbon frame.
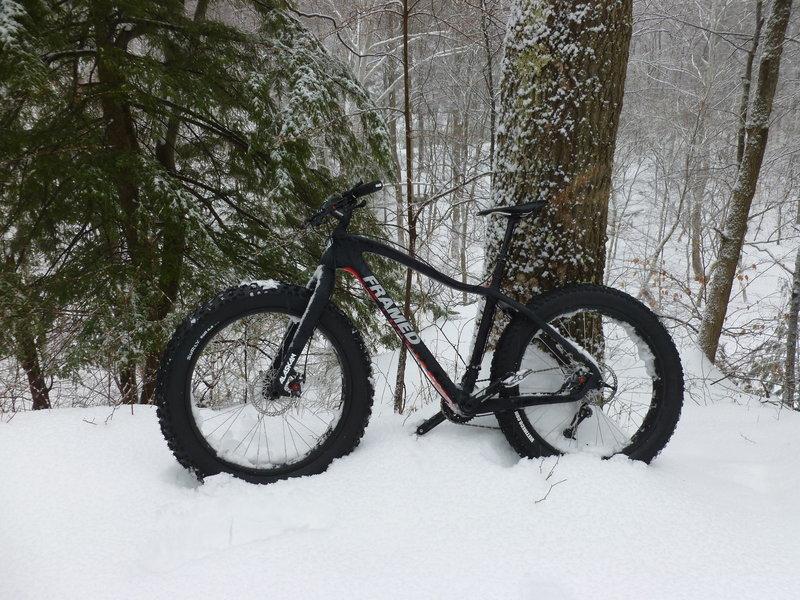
[274,222,602,416]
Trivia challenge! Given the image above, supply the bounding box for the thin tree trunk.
[783,196,800,408]
[690,166,706,283]
[481,0,498,179]
[736,0,764,166]
[393,0,415,413]
[119,361,138,405]
[699,0,794,362]
[452,112,470,297]
[18,332,50,410]
[784,242,800,408]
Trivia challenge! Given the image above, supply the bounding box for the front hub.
[253,369,295,416]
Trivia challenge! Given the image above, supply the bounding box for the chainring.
[441,399,473,424]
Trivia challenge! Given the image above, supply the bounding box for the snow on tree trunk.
[486,0,632,340]
[699,0,794,363]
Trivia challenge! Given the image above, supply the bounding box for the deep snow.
[3,344,800,599]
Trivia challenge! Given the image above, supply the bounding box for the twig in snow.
[535,457,566,504]
[105,404,120,425]
[535,478,567,504]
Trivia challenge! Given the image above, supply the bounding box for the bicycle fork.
[268,265,336,398]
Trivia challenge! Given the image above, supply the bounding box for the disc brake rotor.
[252,369,295,416]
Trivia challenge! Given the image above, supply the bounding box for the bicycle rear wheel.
[157,283,373,483]
[492,285,683,463]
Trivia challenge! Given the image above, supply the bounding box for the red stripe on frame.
[342,267,454,405]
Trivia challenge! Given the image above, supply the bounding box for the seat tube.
[460,216,520,398]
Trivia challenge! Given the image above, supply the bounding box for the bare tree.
[699,0,795,362]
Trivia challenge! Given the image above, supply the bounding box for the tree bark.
[119,361,138,406]
[736,0,764,167]
[782,195,800,408]
[487,0,632,340]
[18,332,50,410]
[699,0,794,362]
[480,0,499,178]
[392,0,415,413]
[690,160,707,283]
[784,242,800,408]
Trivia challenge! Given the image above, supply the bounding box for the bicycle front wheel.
[493,285,683,463]
[157,283,373,483]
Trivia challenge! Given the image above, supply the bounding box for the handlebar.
[305,180,384,228]
[345,180,384,199]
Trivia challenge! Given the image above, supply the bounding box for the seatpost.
[490,215,521,288]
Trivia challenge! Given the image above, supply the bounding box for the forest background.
[1,0,799,414]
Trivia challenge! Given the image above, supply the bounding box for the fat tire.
[492,285,683,463]
[156,282,373,484]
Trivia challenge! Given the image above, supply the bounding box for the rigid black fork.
[269,262,336,397]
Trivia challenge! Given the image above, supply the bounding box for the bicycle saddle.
[476,200,547,217]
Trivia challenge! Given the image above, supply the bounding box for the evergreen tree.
[0,0,393,405]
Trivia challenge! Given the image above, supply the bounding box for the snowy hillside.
[3,343,800,600]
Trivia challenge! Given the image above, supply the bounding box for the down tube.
[340,264,461,410]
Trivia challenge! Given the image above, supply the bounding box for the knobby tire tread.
[492,284,683,464]
[156,282,373,483]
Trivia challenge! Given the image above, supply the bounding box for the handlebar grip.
[345,180,383,199]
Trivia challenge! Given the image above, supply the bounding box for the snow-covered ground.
[3,334,800,599]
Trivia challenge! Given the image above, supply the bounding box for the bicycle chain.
[459,420,500,430]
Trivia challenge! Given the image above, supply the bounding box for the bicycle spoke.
[513,304,663,457]
[188,310,345,470]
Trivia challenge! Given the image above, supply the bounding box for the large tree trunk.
[487,0,632,340]
[4,254,51,410]
[699,0,794,362]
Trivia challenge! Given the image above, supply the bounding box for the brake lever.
[304,181,379,228]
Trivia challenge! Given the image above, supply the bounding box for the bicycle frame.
[273,215,602,417]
